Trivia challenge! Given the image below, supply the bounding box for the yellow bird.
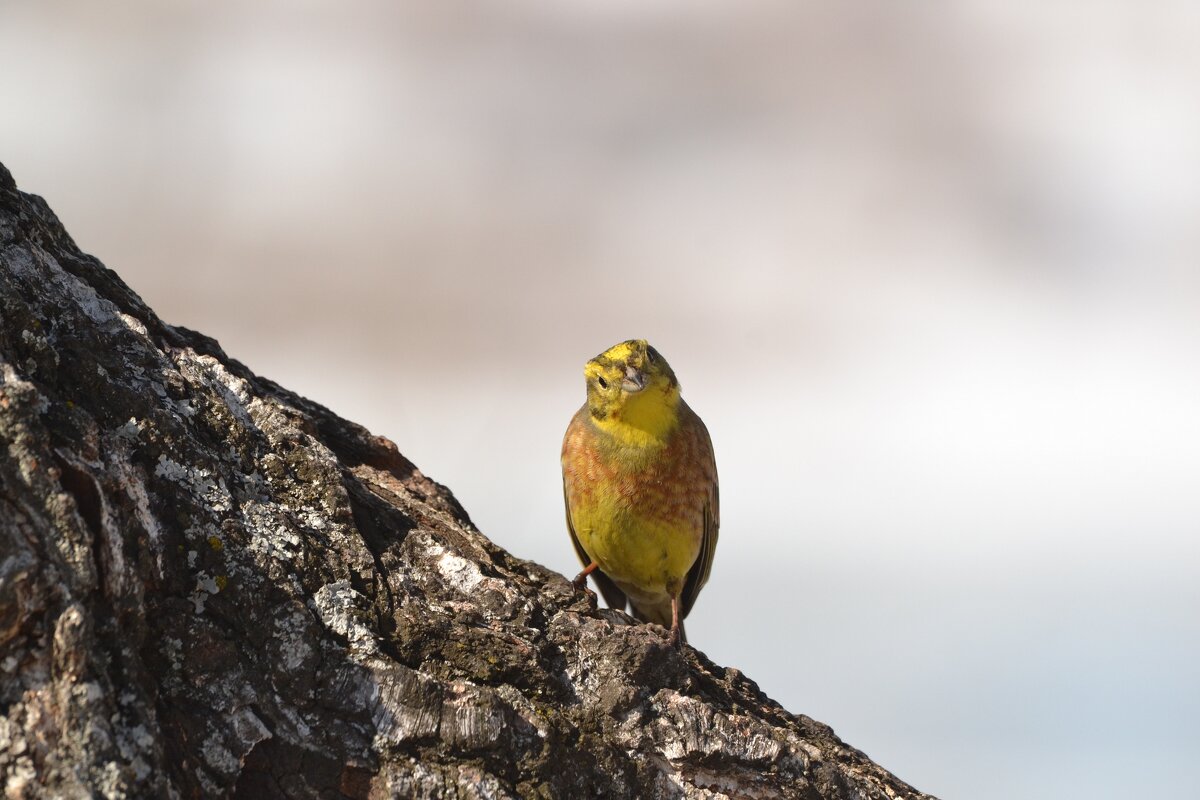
[561,339,718,647]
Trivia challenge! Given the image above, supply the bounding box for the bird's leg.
[668,594,683,649]
[572,561,599,590]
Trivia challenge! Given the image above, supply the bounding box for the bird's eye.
[646,349,656,364]
[597,376,609,389]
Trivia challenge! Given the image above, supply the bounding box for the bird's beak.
[621,366,646,392]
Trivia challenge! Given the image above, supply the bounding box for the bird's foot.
[570,573,598,608]
[572,561,599,592]
[668,625,682,650]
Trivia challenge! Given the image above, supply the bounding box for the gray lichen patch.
[312,581,382,656]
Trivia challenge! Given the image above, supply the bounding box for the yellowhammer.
[561,339,719,648]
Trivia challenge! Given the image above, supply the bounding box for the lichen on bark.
[0,162,935,799]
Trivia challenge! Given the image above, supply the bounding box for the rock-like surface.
[0,161,934,799]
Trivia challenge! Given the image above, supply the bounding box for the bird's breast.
[562,410,711,594]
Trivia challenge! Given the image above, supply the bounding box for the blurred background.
[4,2,1199,797]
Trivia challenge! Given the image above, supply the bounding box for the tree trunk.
[0,162,935,799]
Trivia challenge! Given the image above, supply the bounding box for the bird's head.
[583,339,680,437]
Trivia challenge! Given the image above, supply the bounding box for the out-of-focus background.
[4,2,1199,797]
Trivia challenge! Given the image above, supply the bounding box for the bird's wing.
[680,429,719,619]
[563,479,628,613]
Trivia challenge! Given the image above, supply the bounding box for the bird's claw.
[571,575,598,609]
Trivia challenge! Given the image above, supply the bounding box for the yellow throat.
[583,339,681,447]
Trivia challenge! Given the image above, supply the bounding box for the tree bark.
[0,162,935,800]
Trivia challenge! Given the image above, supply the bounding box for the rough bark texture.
[0,162,934,800]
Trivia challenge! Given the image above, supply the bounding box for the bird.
[560,339,718,648]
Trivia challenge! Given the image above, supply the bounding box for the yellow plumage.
[561,339,719,647]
